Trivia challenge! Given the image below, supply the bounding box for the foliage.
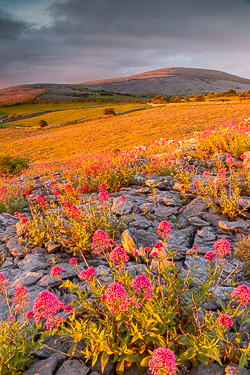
[39,119,48,128]
[0,155,29,176]
[103,107,116,115]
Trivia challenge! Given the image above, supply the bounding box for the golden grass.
[3,103,146,127]
[1,101,250,164]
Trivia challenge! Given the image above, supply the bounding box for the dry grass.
[1,101,250,164]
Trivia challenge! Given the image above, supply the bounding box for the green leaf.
[101,352,109,373]
[69,342,76,356]
[216,297,226,311]
[239,353,248,370]
[197,353,210,364]
[140,355,151,367]
[175,335,189,346]
[176,347,196,364]
[116,359,125,373]
[206,347,222,365]
[124,353,141,363]
[242,316,250,324]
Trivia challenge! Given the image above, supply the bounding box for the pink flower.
[70,258,78,264]
[20,217,28,225]
[99,183,107,192]
[131,274,153,300]
[102,282,130,314]
[50,266,63,278]
[36,194,46,202]
[203,171,209,178]
[157,221,172,239]
[8,316,14,322]
[98,191,109,202]
[45,317,55,331]
[218,314,233,328]
[154,242,164,250]
[213,239,231,257]
[109,247,129,265]
[82,184,89,192]
[193,180,200,187]
[78,267,96,282]
[231,284,250,306]
[26,311,34,319]
[144,247,151,252]
[92,229,111,253]
[151,252,159,258]
[54,190,61,197]
[64,304,72,313]
[226,154,235,167]
[0,273,8,291]
[33,291,64,323]
[205,251,217,260]
[149,347,177,375]
[119,195,126,202]
[65,184,73,191]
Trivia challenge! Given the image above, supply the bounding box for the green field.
[1,103,147,128]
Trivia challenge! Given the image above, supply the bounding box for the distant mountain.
[81,67,250,96]
[1,68,250,106]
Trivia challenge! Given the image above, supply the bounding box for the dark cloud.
[0,8,29,40]
[1,0,250,88]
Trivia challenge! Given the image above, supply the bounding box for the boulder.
[55,359,89,375]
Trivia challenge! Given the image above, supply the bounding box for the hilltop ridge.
[81,67,250,96]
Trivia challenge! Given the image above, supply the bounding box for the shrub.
[234,235,250,276]
[39,119,48,128]
[103,107,116,116]
[0,154,29,176]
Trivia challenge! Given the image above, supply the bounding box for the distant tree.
[39,120,48,128]
[103,108,116,116]
[194,95,205,102]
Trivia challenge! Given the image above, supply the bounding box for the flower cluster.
[78,267,96,282]
[102,282,130,314]
[218,314,233,328]
[70,258,78,264]
[213,239,231,257]
[0,273,8,292]
[50,266,63,278]
[33,290,64,323]
[149,347,177,375]
[157,221,172,239]
[92,229,111,253]
[109,247,129,269]
[131,274,153,300]
[231,284,250,306]
[12,286,29,312]
[204,251,217,260]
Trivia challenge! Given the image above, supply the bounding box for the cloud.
[1,0,250,88]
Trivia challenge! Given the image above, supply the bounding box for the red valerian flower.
[78,267,96,282]
[218,314,233,328]
[50,266,63,278]
[213,239,231,257]
[149,348,176,375]
[157,221,172,239]
[231,284,250,306]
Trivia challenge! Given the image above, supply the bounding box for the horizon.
[1,0,250,89]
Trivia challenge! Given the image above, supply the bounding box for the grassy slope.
[1,101,250,164]
[1,103,147,127]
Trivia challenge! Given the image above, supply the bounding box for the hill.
[81,67,250,96]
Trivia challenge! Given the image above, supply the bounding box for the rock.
[6,236,26,257]
[46,242,62,253]
[188,216,211,228]
[34,336,72,359]
[179,198,207,227]
[55,359,89,375]
[161,191,183,207]
[218,220,248,232]
[19,253,48,272]
[202,213,228,227]
[87,355,115,375]
[168,227,196,254]
[224,363,250,374]
[24,353,65,375]
[121,230,137,256]
[154,206,179,219]
[139,202,157,214]
[8,272,44,289]
[95,265,111,279]
[193,227,217,253]
[111,197,133,215]
[191,362,224,375]
[129,215,152,229]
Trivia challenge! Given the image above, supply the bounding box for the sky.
[1,0,250,89]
